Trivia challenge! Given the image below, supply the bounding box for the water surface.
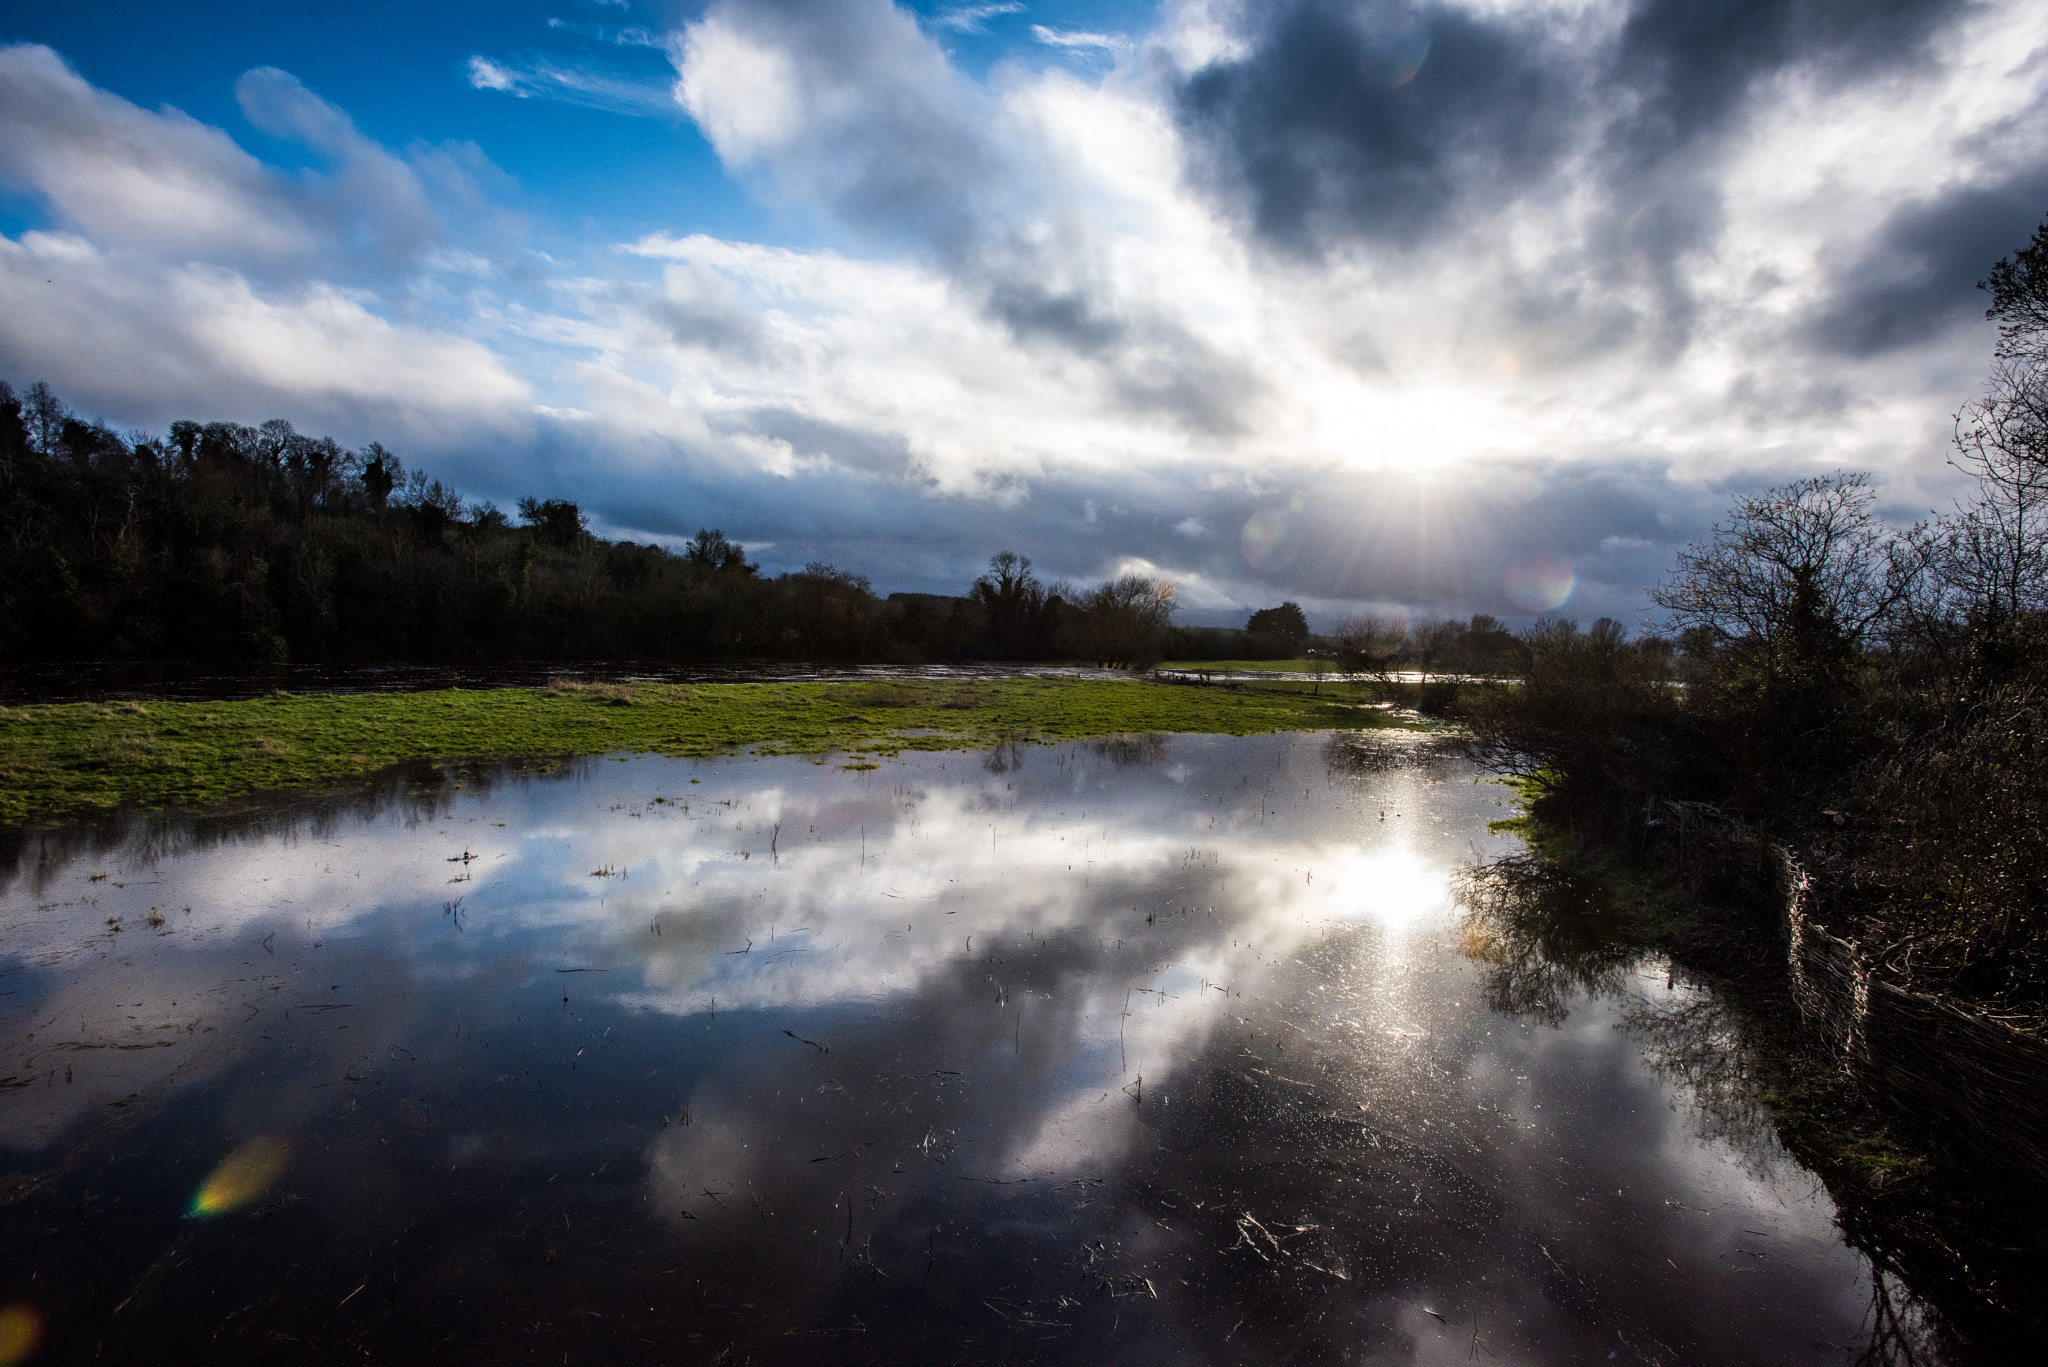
[1,734,1914,1363]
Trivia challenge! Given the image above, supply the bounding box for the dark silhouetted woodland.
[0,386,1244,669]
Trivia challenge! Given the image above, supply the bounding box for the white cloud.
[1030,24,1126,52]
[671,20,806,159]
[465,52,678,116]
[0,233,528,438]
[466,55,520,92]
[0,44,316,263]
[931,2,1026,34]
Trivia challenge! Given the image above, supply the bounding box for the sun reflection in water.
[189,1135,292,1217]
[1324,845,1449,931]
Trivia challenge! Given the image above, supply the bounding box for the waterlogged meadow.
[0,735,1922,1363]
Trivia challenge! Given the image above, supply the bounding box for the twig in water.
[783,1029,829,1053]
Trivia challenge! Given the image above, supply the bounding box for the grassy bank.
[0,675,1409,823]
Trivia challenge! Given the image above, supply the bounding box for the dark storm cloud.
[1174,0,1987,362]
[1176,3,1578,253]
[1613,0,1969,160]
[1178,0,1972,258]
[1806,164,2048,356]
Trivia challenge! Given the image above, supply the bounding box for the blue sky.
[2,1,2041,626]
[1,0,1158,247]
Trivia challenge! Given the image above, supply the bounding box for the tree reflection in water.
[1452,845,1960,1366]
[1453,851,1638,1028]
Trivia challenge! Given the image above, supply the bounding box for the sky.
[1,0,2043,628]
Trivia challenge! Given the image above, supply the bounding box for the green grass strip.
[0,676,1411,823]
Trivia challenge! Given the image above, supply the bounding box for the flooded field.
[0,660,1127,706]
[0,734,1928,1363]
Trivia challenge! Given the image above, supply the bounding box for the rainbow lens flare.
[1503,558,1577,612]
[1391,32,1431,87]
[189,1135,292,1217]
[0,1303,42,1366]
[1239,508,1294,569]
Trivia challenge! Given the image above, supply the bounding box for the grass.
[0,675,1414,823]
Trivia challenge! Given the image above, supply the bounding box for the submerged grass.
[0,676,1410,823]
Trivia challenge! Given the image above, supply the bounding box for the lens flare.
[1495,468,1548,503]
[1239,508,1294,570]
[1391,32,1431,87]
[0,1304,41,1367]
[1503,558,1576,612]
[189,1135,292,1217]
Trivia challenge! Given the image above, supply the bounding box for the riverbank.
[0,675,1410,823]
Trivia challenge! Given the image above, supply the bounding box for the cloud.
[0,43,318,264]
[543,17,666,48]
[933,2,1026,34]
[0,43,511,290]
[1175,4,1585,256]
[0,232,528,442]
[674,0,1006,255]
[1804,167,2048,356]
[1611,0,1967,163]
[465,53,678,117]
[0,44,527,448]
[4,2,2047,629]
[1031,25,1128,52]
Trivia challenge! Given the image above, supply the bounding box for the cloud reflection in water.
[0,733,1892,1362]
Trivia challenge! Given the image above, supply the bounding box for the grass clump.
[0,676,1412,823]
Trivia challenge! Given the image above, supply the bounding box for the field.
[0,675,1413,822]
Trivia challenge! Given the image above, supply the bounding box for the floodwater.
[0,734,1927,1364]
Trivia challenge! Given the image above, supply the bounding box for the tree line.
[0,390,1205,668]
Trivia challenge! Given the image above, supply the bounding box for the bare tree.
[1410,616,1463,683]
[1649,472,1924,675]
[1941,355,2048,624]
[1332,612,1406,694]
[1077,575,1176,669]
